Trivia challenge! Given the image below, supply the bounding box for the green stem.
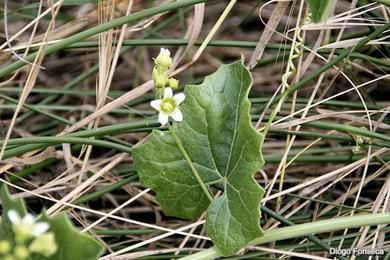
[17,39,390,68]
[3,137,132,159]
[69,175,138,207]
[94,229,157,236]
[260,22,390,137]
[260,206,347,260]
[181,212,390,259]
[10,158,57,183]
[13,7,185,122]
[166,123,213,202]
[0,0,206,78]
[371,0,390,6]
[254,115,390,146]
[3,114,389,160]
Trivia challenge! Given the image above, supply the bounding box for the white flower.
[150,88,185,126]
[8,210,49,241]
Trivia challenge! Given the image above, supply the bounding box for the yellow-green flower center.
[160,98,177,114]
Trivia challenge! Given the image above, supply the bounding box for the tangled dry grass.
[0,0,389,259]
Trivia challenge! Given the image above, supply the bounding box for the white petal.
[171,109,183,122]
[173,93,185,105]
[22,213,35,225]
[7,209,20,224]
[150,100,161,111]
[164,87,173,98]
[32,222,49,237]
[160,48,170,56]
[158,112,169,126]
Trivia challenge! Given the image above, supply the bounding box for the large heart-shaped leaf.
[0,185,104,259]
[133,60,265,255]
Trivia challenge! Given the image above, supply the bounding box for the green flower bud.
[155,48,172,68]
[154,74,168,88]
[168,78,179,89]
[0,240,10,254]
[356,136,364,145]
[352,146,360,154]
[363,136,372,144]
[29,233,58,257]
[13,245,28,260]
[3,255,15,260]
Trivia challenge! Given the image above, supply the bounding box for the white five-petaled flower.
[150,88,185,126]
[8,210,49,240]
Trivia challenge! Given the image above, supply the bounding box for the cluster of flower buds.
[150,48,185,126]
[351,127,372,154]
[152,48,179,95]
[0,210,58,259]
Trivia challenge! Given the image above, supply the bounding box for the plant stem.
[69,175,138,207]
[260,22,390,138]
[180,212,390,260]
[3,113,389,160]
[166,123,213,202]
[260,206,347,260]
[0,0,207,78]
[19,39,390,68]
[2,137,132,159]
[371,0,390,6]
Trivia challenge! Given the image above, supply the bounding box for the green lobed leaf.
[306,0,336,23]
[0,185,104,259]
[0,185,27,242]
[34,213,104,260]
[133,60,265,255]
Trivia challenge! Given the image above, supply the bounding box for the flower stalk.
[166,123,214,202]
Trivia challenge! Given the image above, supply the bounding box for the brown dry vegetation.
[0,0,389,259]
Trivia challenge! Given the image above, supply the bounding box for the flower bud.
[3,255,15,260]
[363,136,372,144]
[155,48,172,68]
[0,240,10,254]
[168,78,179,89]
[154,74,168,88]
[356,136,364,145]
[352,146,360,154]
[14,246,28,260]
[29,232,58,257]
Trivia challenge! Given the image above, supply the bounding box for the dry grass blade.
[100,220,206,259]
[60,80,154,134]
[264,148,387,202]
[47,153,127,215]
[248,0,289,69]
[170,3,205,70]
[0,2,63,161]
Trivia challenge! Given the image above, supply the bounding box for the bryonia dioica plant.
[133,49,265,256]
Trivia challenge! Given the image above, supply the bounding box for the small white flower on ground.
[8,210,49,242]
[150,87,185,126]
